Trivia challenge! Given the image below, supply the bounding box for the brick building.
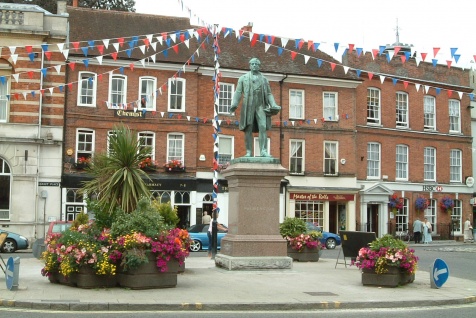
[345,45,473,240]
[63,6,362,232]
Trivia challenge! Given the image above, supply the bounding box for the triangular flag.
[433,47,440,57]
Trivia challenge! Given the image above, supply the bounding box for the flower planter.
[361,267,414,287]
[75,266,118,289]
[164,167,186,173]
[75,163,88,170]
[48,272,77,286]
[118,253,179,289]
[287,245,321,262]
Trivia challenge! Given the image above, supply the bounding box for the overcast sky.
[134,0,476,68]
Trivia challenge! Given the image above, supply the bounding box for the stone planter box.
[48,272,77,286]
[362,266,415,287]
[75,266,117,289]
[118,253,179,289]
[287,245,321,262]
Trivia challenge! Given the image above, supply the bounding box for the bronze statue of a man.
[230,58,281,157]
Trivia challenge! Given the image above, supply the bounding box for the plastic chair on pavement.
[0,232,8,274]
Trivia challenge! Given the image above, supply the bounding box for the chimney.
[73,0,78,7]
[241,22,253,33]
[56,0,67,15]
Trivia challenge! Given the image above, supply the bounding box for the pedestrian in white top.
[463,217,474,243]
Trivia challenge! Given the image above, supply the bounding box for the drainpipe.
[34,49,45,240]
[279,74,287,163]
[279,74,287,219]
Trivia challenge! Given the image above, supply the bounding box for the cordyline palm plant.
[80,124,151,213]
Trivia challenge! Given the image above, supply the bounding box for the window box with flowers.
[414,195,429,215]
[164,159,185,172]
[279,217,324,262]
[388,193,403,214]
[139,157,159,172]
[75,156,91,170]
[439,196,454,214]
[353,235,419,287]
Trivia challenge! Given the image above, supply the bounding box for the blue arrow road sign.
[5,257,20,291]
[430,258,449,289]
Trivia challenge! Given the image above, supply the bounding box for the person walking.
[413,217,423,244]
[202,211,211,224]
[423,218,432,244]
[463,217,474,243]
[230,57,281,157]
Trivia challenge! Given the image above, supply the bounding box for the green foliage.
[79,123,152,214]
[71,212,89,229]
[279,217,307,238]
[369,234,408,250]
[151,200,179,228]
[14,0,136,13]
[86,199,120,230]
[110,198,166,238]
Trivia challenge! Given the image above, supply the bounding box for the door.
[366,204,379,236]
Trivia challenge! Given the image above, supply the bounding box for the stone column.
[215,158,292,270]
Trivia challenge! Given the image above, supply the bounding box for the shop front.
[287,192,357,234]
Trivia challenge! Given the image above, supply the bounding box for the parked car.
[305,222,342,249]
[187,223,228,252]
[0,229,29,253]
[47,221,73,237]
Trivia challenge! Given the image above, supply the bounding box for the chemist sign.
[430,258,449,289]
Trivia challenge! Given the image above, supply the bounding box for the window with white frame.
[324,141,338,175]
[0,74,10,123]
[424,147,436,181]
[396,144,408,180]
[107,130,117,157]
[218,83,234,114]
[449,99,461,133]
[78,72,96,106]
[218,135,234,164]
[289,89,304,119]
[395,198,409,231]
[396,91,408,128]
[450,149,462,182]
[290,140,304,174]
[168,78,185,111]
[76,129,94,162]
[424,199,437,232]
[424,95,436,130]
[323,92,338,121]
[0,158,12,220]
[367,88,380,124]
[109,74,127,107]
[167,133,184,162]
[138,132,155,159]
[451,200,462,233]
[253,137,271,157]
[295,201,323,226]
[367,142,380,178]
[139,77,157,110]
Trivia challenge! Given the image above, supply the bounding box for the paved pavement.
[0,241,475,312]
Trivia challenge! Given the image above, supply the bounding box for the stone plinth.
[217,159,291,270]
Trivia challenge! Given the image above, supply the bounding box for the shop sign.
[290,193,354,201]
[38,182,60,187]
[114,109,146,119]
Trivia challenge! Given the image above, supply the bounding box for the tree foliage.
[5,0,136,13]
[79,123,151,214]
